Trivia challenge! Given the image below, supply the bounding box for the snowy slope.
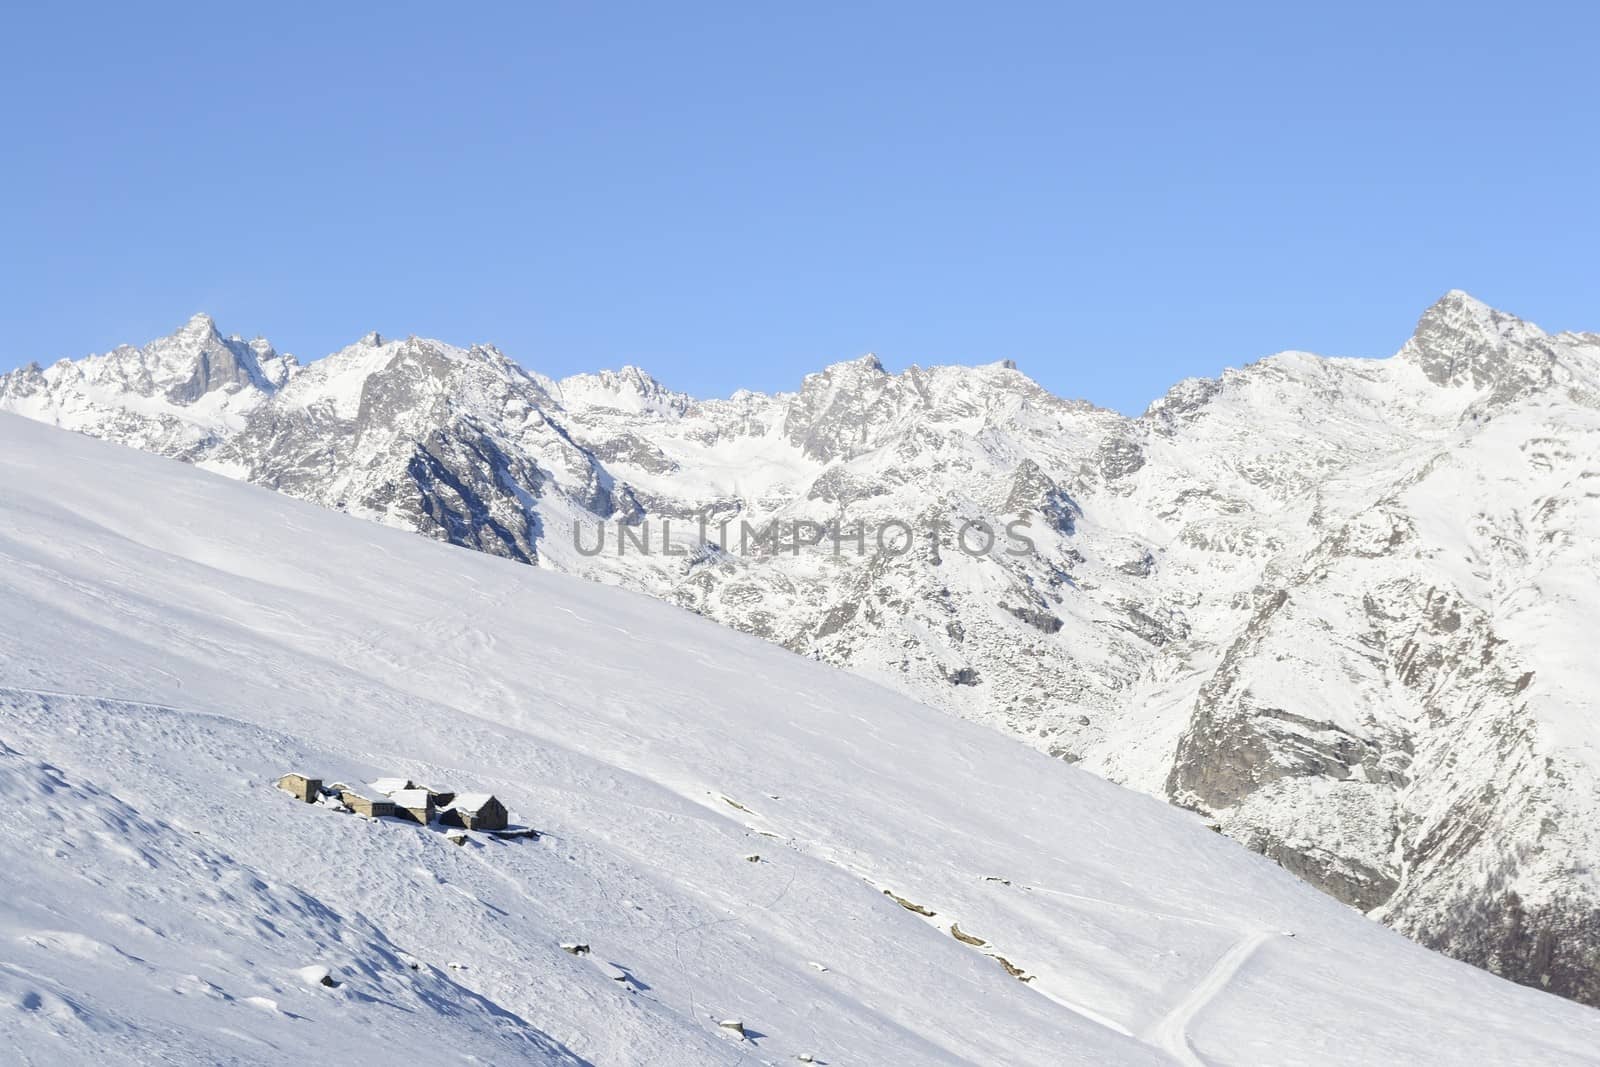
[5,293,1600,1009]
[1,414,1598,1065]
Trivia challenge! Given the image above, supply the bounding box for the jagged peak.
[384,335,484,374]
[616,363,667,387]
[557,364,690,416]
[175,311,221,341]
[837,352,885,374]
[320,332,512,380]
[811,352,1036,386]
[50,313,283,403]
[158,314,286,370]
[565,364,671,391]
[793,353,886,384]
[1418,289,1559,339]
[1402,290,1554,398]
[1140,374,1226,426]
[1412,289,1524,337]
[1431,288,1492,314]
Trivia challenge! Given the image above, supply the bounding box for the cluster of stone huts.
[277,772,511,832]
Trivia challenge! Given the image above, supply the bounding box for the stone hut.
[390,788,435,825]
[339,790,396,818]
[277,772,323,803]
[438,793,508,832]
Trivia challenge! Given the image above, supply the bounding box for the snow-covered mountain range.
[4,413,1600,1064]
[5,292,1598,1009]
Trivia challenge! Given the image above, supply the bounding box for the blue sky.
[1,1,1595,413]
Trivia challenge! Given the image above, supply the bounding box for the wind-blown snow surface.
[1,416,1597,1065]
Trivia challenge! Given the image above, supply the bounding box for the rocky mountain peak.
[149,314,282,403]
[1400,290,1557,402]
[818,352,886,378]
[177,311,221,340]
[1141,374,1225,429]
[783,354,913,461]
[557,365,690,417]
[384,336,498,375]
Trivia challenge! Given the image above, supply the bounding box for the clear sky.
[2,1,1595,414]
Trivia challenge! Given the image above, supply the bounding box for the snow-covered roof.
[443,792,498,812]
[390,789,432,807]
[369,777,414,795]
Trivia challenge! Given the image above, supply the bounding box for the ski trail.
[1147,930,1275,1067]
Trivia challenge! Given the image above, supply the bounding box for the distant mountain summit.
[7,293,1600,1006]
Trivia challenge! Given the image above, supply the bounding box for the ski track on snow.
[1146,930,1276,1067]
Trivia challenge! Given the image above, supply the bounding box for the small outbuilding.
[277,772,323,803]
[438,793,509,832]
[390,788,435,825]
[339,790,396,818]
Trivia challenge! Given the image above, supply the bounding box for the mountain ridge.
[6,291,1600,1007]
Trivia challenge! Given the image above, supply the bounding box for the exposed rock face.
[1402,289,1560,401]
[7,291,1600,1007]
[0,312,295,459]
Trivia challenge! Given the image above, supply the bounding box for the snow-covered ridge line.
[4,290,1600,1009]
